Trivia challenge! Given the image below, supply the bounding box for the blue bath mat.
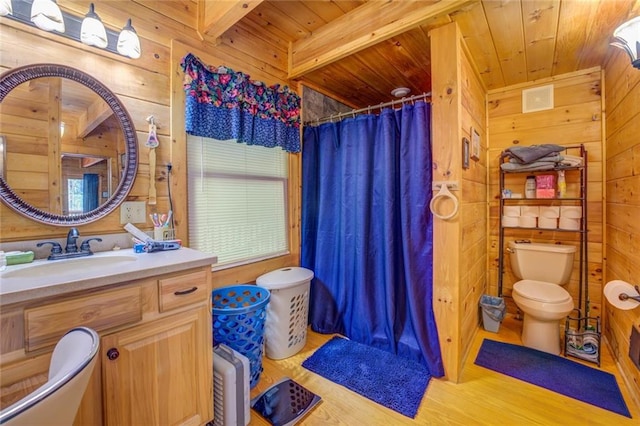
[302,336,430,418]
[475,339,631,418]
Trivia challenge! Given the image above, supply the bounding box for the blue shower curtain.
[82,173,99,212]
[301,101,444,377]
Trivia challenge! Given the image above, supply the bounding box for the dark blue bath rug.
[301,336,431,418]
[474,339,631,418]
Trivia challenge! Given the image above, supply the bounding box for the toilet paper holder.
[618,285,640,303]
[604,280,640,310]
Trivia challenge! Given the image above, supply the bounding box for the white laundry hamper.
[256,267,314,360]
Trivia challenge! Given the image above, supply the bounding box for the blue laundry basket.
[212,285,270,388]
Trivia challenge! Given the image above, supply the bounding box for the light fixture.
[59,121,65,137]
[30,0,64,33]
[0,0,12,16]
[117,19,141,59]
[391,87,411,98]
[2,0,141,59]
[80,3,107,48]
[611,16,640,70]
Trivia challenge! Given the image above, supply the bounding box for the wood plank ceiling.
[205,0,639,109]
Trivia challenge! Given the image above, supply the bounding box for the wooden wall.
[459,41,488,363]
[0,19,173,240]
[487,69,604,319]
[603,48,640,400]
[0,1,300,284]
[430,22,487,382]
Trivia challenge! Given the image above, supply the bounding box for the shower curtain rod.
[304,92,431,126]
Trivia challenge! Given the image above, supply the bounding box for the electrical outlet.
[120,201,146,224]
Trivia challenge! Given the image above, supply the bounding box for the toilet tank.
[508,241,576,284]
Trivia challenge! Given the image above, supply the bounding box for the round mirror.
[0,64,138,226]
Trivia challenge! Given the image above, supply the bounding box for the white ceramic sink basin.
[1,255,138,279]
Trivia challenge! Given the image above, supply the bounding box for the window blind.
[187,136,289,267]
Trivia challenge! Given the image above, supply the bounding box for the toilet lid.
[513,280,571,303]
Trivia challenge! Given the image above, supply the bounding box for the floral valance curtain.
[180,53,301,153]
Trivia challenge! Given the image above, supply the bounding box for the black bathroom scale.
[250,377,321,426]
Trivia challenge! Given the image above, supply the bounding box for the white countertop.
[0,248,217,306]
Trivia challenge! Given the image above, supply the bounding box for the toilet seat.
[513,280,571,303]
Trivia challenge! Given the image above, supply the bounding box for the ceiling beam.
[199,0,264,40]
[289,0,476,79]
[77,97,113,139]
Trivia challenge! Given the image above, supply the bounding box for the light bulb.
[80,3,108,49]
[611,16,640,69]
[31,0,65,33]
[117,19,141,59]
[0,0,12,16]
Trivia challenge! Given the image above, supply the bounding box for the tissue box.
[536,174,556,189]
[536,188,556,198]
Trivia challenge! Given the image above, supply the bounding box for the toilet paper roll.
[537,217,558,229]
[503,206,521,217]
[502,216,519,227]
[521,206,539,217]
[604,280,640,310]
[559,217,580,230]
[540,206,560,218]
[560,206,582,218]
[518,216,537,228]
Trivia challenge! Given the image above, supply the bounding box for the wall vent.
[522,84,554,113]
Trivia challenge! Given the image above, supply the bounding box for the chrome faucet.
[37,228,103,261]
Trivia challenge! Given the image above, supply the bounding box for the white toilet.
[508,241,576,355]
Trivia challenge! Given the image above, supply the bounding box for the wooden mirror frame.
[0,64,138,226]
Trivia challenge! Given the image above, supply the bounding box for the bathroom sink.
[1,255,138,279]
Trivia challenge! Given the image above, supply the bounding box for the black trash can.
[480,295,506,333]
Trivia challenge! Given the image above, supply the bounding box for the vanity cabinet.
[0,265,214,426]
[102,306,210,425]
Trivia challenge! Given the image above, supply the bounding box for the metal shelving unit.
[497,144,598,363]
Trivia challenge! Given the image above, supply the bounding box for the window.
[187,136,289,268]
[67,178,84,214]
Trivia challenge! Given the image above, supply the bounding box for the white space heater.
[213,344,250,426]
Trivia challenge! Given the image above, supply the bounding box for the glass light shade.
[611,16,640,69]
[80,3,107,48]
[117,19,141,59]
[30,0,64,33]
[0,0,12,16]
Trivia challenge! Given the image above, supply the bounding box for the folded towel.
[500,161,557,172]
[560,154,583,167]
[502,144,565,164]
[509,153,564,164]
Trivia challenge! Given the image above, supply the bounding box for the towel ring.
[429,184,459,220]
